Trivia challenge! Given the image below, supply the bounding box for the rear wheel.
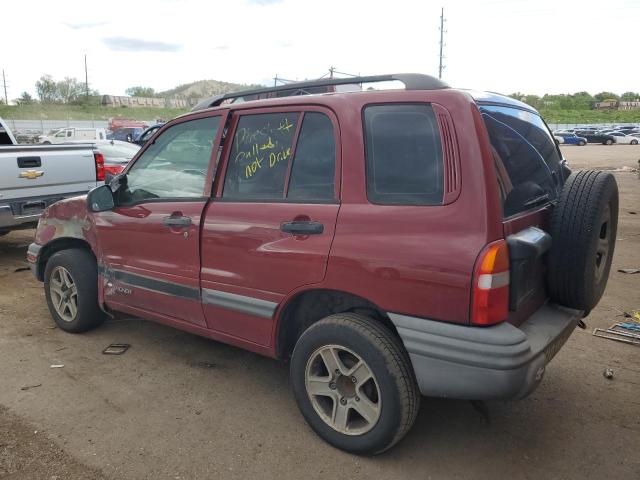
[579,140,586,146]
[290,313,419,455]
[547,171,618,313]
[605,139,613,145]
[631,139,638,145]
[44,248,105,333]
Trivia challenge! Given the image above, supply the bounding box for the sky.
[1,0,639,101]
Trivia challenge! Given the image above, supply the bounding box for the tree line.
[509,91,640,110]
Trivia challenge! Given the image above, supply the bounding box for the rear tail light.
[104,164,124,176]
[94,152,105,181]
[471,239,509,325]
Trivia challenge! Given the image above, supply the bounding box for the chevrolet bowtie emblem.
[19,170,44,179]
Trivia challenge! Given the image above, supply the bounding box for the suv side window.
[363,104,444,205]
[118,116,219,205]
[223,112,299,200]
[287,112,336,201]
[480,105,562,217]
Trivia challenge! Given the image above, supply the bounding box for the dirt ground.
[1,145,639,480]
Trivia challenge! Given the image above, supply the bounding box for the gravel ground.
[0,145,639,480]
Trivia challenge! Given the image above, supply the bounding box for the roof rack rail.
[191,73,449,111]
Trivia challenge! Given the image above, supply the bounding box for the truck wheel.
[44,248,105,333]
[290,313,419,455]
[547,171,618,314]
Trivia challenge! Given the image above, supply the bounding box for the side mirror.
[87,185,115,212]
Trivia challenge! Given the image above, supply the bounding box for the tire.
[605,139,613,145]
[42,141,51,145]
[547,171,618,313]
[631,139,638,145]
[44,248,105,333]
[290,313,419,455]
[579,140,586,146]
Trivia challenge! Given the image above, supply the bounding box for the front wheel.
[44,248,105,333]
[605,139,613,145]
[579,140,586,146]
[290,313,419,455]
[631,139,638,145]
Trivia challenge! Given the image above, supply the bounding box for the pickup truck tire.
[547,170,618,313]
[44,248,105,333]
[290,313,419,455]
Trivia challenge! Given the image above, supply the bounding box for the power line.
[2,69,7,104]
[438,7,446,80]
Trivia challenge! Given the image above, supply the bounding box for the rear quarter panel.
[317,91,501,324]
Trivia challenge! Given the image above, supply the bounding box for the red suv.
[27,74,618,455]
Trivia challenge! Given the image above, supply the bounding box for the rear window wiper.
[523,193,550,208]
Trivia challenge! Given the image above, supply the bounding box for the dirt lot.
[1,145,639,480]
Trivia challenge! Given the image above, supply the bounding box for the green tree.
[15,92,35,105]
[594,91,620,102]
[125,86,157,97]
[620,91,639,101]
[35,74,59,103]
[56,77,84,103]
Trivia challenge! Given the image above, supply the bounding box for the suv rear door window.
[480,105,562,217]
[363,104,443,205]
[223,113,299,200]
[287,112,336,201]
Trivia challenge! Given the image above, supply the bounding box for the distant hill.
[159,79,265,99]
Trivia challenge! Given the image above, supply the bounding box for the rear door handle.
[17,156,42,168]
[163,215,192,228]
[280,221,324,235]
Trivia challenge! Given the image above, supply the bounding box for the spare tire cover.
[547,170,618,313]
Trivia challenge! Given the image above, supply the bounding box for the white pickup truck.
[0,118,104,235]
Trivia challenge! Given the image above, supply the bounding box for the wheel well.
[37,238,94,281]
[275,289,400,359]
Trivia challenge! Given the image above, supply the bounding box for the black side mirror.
[87,185,115,212]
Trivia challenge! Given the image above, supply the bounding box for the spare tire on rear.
[547,170,618,314]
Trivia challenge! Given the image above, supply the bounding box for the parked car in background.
[63,140,140,181]
[107,127,145,143]
[610,132,639,144]
[576,131,616,145]
[135,123,165,146]
[0,121,105,236]
[0,117,17,145]
[38,128,107,144]
[554,132,587,146]
[27,74,618,455]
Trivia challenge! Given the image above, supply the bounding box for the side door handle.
[163,215,192,228]
[280,221,324,235]
[17,156,42,168]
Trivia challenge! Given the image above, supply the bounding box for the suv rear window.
[480,105,562,217]
[363,104,443,205]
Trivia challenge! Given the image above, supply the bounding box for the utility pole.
[329,66,335,79]
[84,55,89,98]
[438,7,446,79]
[2,69,7,104]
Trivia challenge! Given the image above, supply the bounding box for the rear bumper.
[389,303,582,400]
[0,205,41,230]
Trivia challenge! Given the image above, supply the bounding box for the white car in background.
[39,127,107,144]
[610,132,639,145]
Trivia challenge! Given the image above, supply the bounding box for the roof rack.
[191,73,449,112]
